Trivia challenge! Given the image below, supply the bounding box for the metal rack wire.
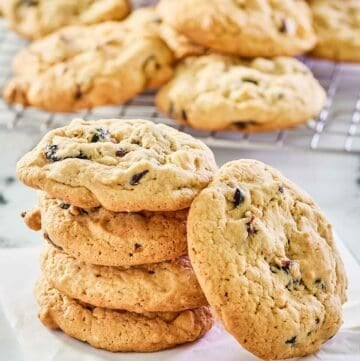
[0,19,359,154]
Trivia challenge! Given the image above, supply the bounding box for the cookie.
[16,119,217,212]
[41,243,207,312]
[1,0,130,39]
[24,192,188,266]
[35,278,214,352]
[3,8,174,112]
[187,160,347,360]
[157,0,316,57]
[310,0,360,62]
[156,54,326,133]
[158,23,206,60]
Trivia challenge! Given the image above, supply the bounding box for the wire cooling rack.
[0,19,359,154]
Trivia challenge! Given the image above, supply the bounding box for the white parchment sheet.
[0,236,359,361]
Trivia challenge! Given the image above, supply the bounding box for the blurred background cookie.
[156,54,325,132]
[157,0,316,57]
[0,0,131,39]
[310,0,360,62]
[3,8,174,111]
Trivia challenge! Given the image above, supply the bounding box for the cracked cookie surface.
[188,159,347,360]
[24,192,188,266]
[310,0,360,62]
[157,0,316,57]
[41,243,207,312]
[3,8,174,111]
[156,54,326,132]
[1,0,131,39]
[16,119,217,212]
[35,278,214,352]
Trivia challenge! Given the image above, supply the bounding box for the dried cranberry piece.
[74,151,88,160]
[233,121,257,130]
[59,202,70,210]
[91,128,110,143]
[281,259,293,273]
[233,188,244,207]
[242,78,259,85]
[44,144,59,162]
[115,148,128,157]
[181,109,188,122]
[74,84,82,100]
[130,170,149,186]
[246,215,256,235]
[285,336,297,345]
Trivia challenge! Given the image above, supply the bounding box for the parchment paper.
[0,237,359,361]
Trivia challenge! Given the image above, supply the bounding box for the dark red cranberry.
[246,215,256,235]
[130,170,149,185]
[181,109,188,122]
[242,78,259,85]
[115,148,128,157]
[233,188,244,207]
[44,144,59,162]
[285,336,297,345]
[59,202,70,210]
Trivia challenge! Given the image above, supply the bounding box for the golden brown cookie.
[24,192,188,266]
[41,243,207,312]
[35,278,214,352]
[157,0,316,57]
[156,54,326,133]
[158,23,206,60]
[310,0,360,62]
[16,119,217,212]
[1,0,131,39]
[3,8,174,111]
[188,159,347,360]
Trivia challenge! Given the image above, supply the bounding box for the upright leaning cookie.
[36,278,214,352]
[156,54,326,132]
[3,8,174,112]
[16,119,217,212]
[188,160,347,360]
[310,0,360,62]
[157,0,316,57]
[1,0,131,39]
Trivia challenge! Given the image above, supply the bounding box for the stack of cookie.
[18,118,218,352]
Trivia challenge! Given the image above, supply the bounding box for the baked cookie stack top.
[18,118,217,352]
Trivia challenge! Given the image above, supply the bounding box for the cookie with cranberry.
[188,159,347,360]
[35,278,214,352]
[24,192,188,266]
[3,8,174,111]
[156,54,325,132]
[16,119,217,212]
[157,0,316,57]
[41,242,207,312]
